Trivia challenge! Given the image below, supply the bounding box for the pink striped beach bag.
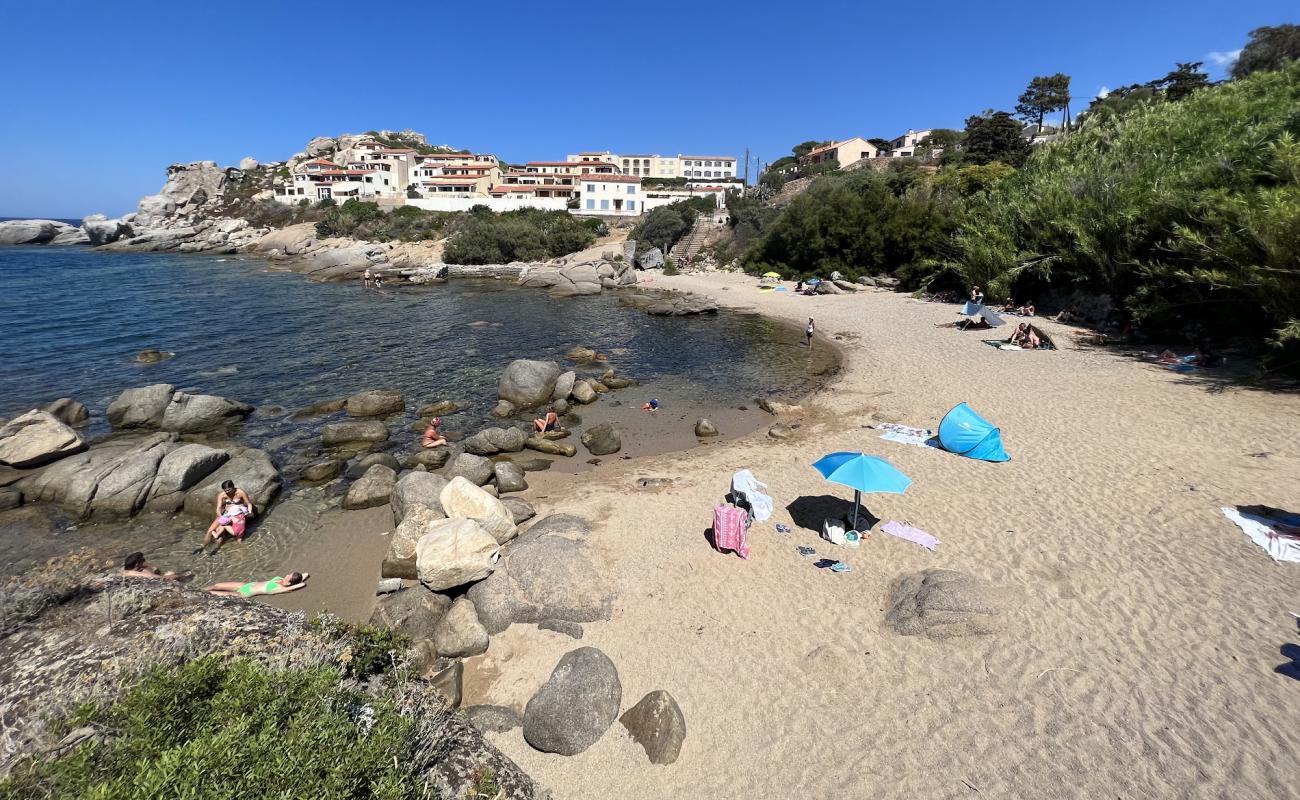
[712,504,750,559]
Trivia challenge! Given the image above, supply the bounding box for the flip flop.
[830,562,852,573]
[797,546,816,557]
[776,523,791,534]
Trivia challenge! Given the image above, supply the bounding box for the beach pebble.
[539,619,583,639]
[580,422,622,456]
[345,389,405,417]
[619,690,687,765]
[432,597,489,658]
[524,647,622,756]
[464,705,523,734]
[342,464,396,510]
[694,418,719,437]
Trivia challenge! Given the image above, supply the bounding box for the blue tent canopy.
[938,403,1010,462]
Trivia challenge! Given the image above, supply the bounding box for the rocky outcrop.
[415,518,501,591]
[498,360,562,410]
[466,515,615,634]
[0,219,81,245]
[0,411,86,468]
[42,398,88,427]
[179,446,281,519]
[106,384,252,433]
[440,477,518,545]
[523,647,622,755]
[81,214,134,246]
[617,290,718,316]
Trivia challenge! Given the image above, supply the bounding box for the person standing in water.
[363,267,372,288]
[805,317,816,347]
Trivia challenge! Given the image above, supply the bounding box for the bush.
[310,614,410,680]
[629,196,716,253]
[0,657,425,800]
[443,208,596,264]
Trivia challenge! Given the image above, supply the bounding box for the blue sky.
[0,0,1286,218]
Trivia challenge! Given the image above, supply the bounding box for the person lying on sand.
[533,405,560,433]
[422,417,447,448]
[205,571,309,598]
[122,552,191,581]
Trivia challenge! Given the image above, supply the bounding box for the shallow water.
[0,245,830,582]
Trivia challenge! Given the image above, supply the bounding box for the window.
[600,199,609,210]
[587,199,595,209]
[586,184,595,193]
[627,200,636,211]
[627,185,635,194]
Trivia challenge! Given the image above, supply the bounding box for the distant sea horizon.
[0,216,84,226]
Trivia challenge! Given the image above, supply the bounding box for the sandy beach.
[463,272,1300,798]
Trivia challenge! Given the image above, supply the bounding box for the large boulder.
[383,505,447,579]
[106,384,175,429]
[637,247,664,270]
[391,471,449,525]
[81,214,133,246]
[0,219,75,245]
[346,389,405,417]
[464,427,528,456]
[181,446,282,519]
[524,437,576,457]
[551,371,576,402]
[0,410,86,468]
[415,518,501,591]
[144,443,229,512]
[885,569,1012,639]
[580,423,621,456]
[432,597,489,658]
[570,381,597,405]
[405,448,450,470]
[466,515,614,634]
[159,391,253,433]
[501,497,537,525]
[493,462,528,494]
[498,360,562,410]
[342,464,396,510]
[440,476,518,545]
[87,436,173,517]
[619,690,687,765]
[523,647,622,755]
[321,420,389,446]
[444,453,493,486]
[369,584,452,641]
[42,398,88,427]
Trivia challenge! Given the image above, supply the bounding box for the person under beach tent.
[205,571,310,598]
[533,405,560,433]
[422,417,447,448]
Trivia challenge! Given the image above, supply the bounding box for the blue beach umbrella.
[812,452,912,531]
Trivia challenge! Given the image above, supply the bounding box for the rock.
[565,346,602,363]
[553,398,570,415]
[42,398,88,427]
[415,518,501,591]
[369,584,452,641]
[619,690,686,765]
[552,371,576,401]
[376,578,403,594]
[444,453,493,486]
[832,278,861,292]
[440,476,518,544]
[694,419,719,437]
[466,515,613,634]
[391,471,449,524]
[885,569,1011,639]
[346,389,405,417]
[86,435,174,517]
[539,619,583,639]
[464,705,522,734]
[523,647,622,756]
[589,380,609,394]
[144,443,229,511]
[295,458,339,483]
[405,448,451,470]
[342,464,397,510]
[159,391,253,432]
[497,360,562,410]
[487,427,528,453]
[768,423,794,440]
[81,214,133,246]
[493,462,528,494]
[383,505,447,579]
[0,219,77,245]
[0,487,21,511]
[418,400,460,417]
[511,457,553,471]
[815,280,843,295]
[321,420,389,446]
[429,660,463,709]
[618,291,718,316]
[106,384,174,429]
[181,446,282,519]
[345,452,401,479]
[876,276,900,288]
[238,156,260,171]
[580,423,621,456]
[289,398,346,419]
[433,598,489,658]
[637,247,664,269]
[135,349,172,363]
[570,380,597,405]
[0,411,86,468]
[603,376,636,390]
[501,497,536,525]
[490,400,516,419]
[525,437,576,457]
[856,275,877,287]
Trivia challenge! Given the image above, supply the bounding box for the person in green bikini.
[204,571,309,598]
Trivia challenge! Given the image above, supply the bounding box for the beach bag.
[822,517,847,546]
[713,504,750,559]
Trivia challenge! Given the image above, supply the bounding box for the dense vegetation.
[627,195,717,253]
[443,206,599,264]
[0,657,425,800]
[317,199,455,241]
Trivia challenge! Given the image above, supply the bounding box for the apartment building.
[574,174,642,216]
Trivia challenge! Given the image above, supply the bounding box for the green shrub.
[0,657,426,800]
[310,614,410,680]
[629,196,715,253]
[663,258,680,276]
[443,208,596,264]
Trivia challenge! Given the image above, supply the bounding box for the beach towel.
[731,469,773,523]
[712,504,749,559]
[822,517,847,546]
[1222,506,1300,563]
[877,423,939,449]
[881,521,940,551]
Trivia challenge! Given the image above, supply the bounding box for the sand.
[467,272,1300,799]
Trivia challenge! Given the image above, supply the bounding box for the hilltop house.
[802,138,881,168]
[574,174,642,216]
[887,129,934,158]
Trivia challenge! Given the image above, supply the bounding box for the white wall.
[405,196,568,213]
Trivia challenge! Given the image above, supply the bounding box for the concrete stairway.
[668,216,711,265]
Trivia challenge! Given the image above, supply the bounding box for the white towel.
[1222,506,1300,563]
[731,469,773,523]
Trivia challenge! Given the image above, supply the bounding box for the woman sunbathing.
[206,571,309,598]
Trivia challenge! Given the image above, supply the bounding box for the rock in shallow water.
[42,398,88,427]
[580,422,621,456]
[0,410,86,468]
[498,360,562,410]
[321,420,389,446]
[523,647,622,756]
[343,464,396,510]
[346,389,405,417]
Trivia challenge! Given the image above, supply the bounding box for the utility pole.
[743,147,750,186]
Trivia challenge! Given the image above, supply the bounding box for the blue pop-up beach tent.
[938,403,1010,462]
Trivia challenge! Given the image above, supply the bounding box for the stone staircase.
[668,215,711,266]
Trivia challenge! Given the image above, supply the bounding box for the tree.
[915,129,961,158]
[1155,62,1211,100]
[959,111,1031,167]
[867,137,892,151]
[791,140,827,158]
[1015,73,1072,131]
[1232,24,1300,78]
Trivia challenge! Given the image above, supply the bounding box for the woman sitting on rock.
[202,480,253,549]
[422,417,447,448]
[533,405,560,434]
[205,571,309,598]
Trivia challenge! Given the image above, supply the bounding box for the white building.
[888,129,934,158]
[574,174,642,216]
[677,155,737,180]
[566,151,738,180]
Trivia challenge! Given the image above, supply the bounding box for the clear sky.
[0,0,1286,219]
